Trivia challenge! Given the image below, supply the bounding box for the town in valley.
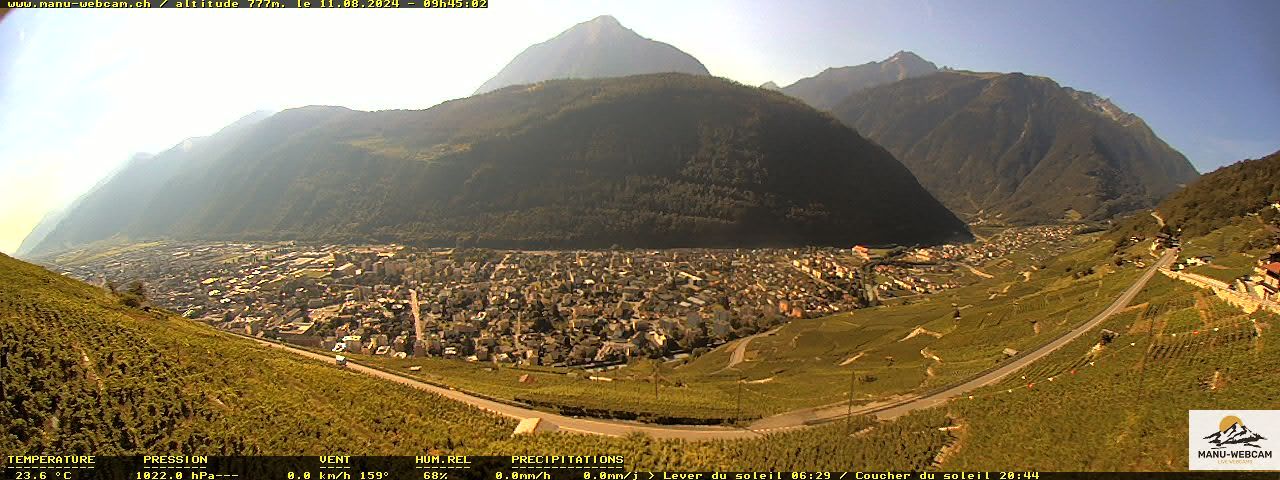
[51,226,1080,369]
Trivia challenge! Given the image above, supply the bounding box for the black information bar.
[3,0,487,8]
[2,457,1278,480]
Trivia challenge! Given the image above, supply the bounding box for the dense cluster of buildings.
[905,225,1077,264]
[1237,250,1280,301]
[52,226,1077,368]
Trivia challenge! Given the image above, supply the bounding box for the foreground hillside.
[0,252,957,468]
[943,221,1279,469]
[832,71,1199,224]
[0,252,516,454]
[30,74,969,254]
[7,219,1275,470]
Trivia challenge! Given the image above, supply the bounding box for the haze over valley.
[3,2,1280,473]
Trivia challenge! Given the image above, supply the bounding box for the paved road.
[748,249,1176,430]
[714,326,783,373]
[239,249,1175,440]
[248,337,761,440]
[868,248,1176,419]
[960,263,995,279]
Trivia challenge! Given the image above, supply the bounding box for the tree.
[127,281,146,299]
[121,281,147,308]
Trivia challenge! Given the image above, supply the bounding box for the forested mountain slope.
[29,74,969,254]
[832,71,1199,224]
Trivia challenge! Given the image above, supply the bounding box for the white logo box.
[1189,410,1280,470]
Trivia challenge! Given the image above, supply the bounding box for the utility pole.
[651,361,660,402]
[736,374,744,423]
[1132,303,1158,459]
[1136,304,1156,403]
[0,327,6,402]
[846,369,857,434]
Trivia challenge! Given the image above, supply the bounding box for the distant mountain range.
[778,51,938,110]
[474,15,710,94]
[830,70,1200,224]
[22,112,274,256]
[23,16,1207,254]
[14,207,67,257]
[26,74,969,255]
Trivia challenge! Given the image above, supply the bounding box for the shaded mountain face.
[780,51,938,110]
[831,71,1200,224]
[474,15,710,95]
[29,74,969,254]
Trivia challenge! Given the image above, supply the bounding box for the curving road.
[867,248,1176,419]
[747,248,1176,430]
[240,249,1175,440]
[713,325,783,374]
[247,337,761,440]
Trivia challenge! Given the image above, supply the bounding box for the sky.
[1,0,1277,254]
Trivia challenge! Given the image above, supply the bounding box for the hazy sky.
[1,0,1278,254]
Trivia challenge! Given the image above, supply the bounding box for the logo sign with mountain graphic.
[1189,410,1279,470]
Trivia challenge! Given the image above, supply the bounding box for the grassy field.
[48,240,168,267]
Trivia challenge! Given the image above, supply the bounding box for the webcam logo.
[1190,410,1278,470]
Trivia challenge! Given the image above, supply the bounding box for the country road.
[238,249,1176,440]
[866,248,1176,419]
[713,325,782,373]
[248,337,762,440]
[749,248,1176,429]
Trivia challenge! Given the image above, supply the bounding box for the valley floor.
[7,217,1277,470]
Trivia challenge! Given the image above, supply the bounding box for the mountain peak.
[887,50,925,63]
[575,14,630,42]
[474,16,708,94]
[882,51,937,74]
[586,14,622,27]
[777,51,938,110]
